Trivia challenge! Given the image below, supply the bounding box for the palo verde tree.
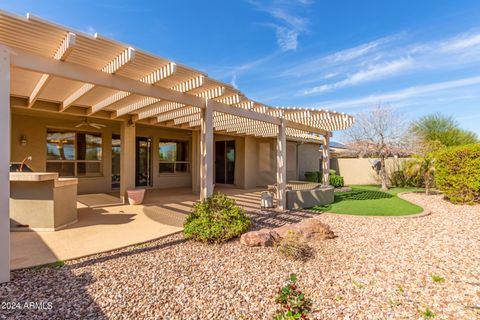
[345,105,411,191]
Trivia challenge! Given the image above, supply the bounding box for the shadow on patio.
[11,187,290,269]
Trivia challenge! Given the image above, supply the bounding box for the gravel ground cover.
[1,193,479,319]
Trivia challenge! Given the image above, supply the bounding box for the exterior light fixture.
[20,135,27,146]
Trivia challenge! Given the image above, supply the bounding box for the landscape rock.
[240,229,277,247]
[241,218,335,247]
[273,218,335,240]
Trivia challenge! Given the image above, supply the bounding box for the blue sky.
[3,0,480,137]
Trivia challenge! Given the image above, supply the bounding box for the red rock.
[240,229,276,247]
[273,218,335,240]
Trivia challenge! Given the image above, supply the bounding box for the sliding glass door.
[215,140,235,184]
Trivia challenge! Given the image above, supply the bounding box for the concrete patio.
[11,187,266,269]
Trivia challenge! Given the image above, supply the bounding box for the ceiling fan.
[75,118,106,130]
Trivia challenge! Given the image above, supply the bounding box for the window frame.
[46,130,103,178]
[158,139,190,175]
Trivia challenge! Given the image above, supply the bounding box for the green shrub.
[305,170,342,186]
[184,193,250,243]
[389,160,429,188]
[304,171,320,182]
[274,274,313,320]
[330,175,344,188]
[435,144,480,204]
[390,170,408,187]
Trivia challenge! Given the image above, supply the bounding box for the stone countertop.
[9,172,59,181]
[9,172,78,186]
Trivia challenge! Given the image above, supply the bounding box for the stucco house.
[0,10,353,282]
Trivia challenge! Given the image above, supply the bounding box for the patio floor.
[10,187,266,269]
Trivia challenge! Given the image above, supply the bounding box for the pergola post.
[0,45,10,283]
[200,103,213,201]
[276,119,287,210]
[191,130,201,194]
[322,134,330,187]
[120,121,136,203]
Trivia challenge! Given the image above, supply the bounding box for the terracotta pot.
[127,189,145,205]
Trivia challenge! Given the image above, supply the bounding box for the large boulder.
[273,218,335,240]
[240,218,335,247]
[240,229,279,247]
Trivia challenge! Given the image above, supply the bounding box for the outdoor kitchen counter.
[9,172,78,231]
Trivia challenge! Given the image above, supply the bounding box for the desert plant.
[305,170,343,187]
[434,144,480,204]
[400,152,437,194]
[273,273,313,320]
[430,274,445,283]
[418,307,435,318]
[411,113,478,147]
[277,232,315,262]
[184,193,250,243]
[329,175,344,188]
[389,170,409,188]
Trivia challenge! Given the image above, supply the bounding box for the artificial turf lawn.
[311,185,424,216]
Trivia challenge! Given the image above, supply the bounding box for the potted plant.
[126,189,146,205]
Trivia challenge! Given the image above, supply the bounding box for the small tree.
[345,105,410,191]
[405,154,435,195]
[411,113,478,147]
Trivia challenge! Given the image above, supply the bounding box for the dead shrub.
[277,232,315,262]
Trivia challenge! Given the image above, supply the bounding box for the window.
[46,130,103,177]
[111,134,121,188]
[159,140,189,174]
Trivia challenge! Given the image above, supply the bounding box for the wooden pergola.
[0,10,354,282]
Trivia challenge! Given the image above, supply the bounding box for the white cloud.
[315,76,480,109]
[279,34,403,78]
[439,32,480,52]
[249,0,311,51]
[291,30,480,95]
[303,57,414,94]
[275,26,299,51]
[205,50,281,86]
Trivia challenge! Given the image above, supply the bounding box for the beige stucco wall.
[11,110,194,194]
[12,109,320,193]
[135,124,193,190]
[297,143,321,181]
[11,110,116,194]
[256,138,277,187]
[330,157,410,185]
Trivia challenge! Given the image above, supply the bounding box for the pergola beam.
[195,86,225,100]
[154,106,199,123]
[209,100,280,125]
[88,62,177,115]
[10,46,343,136]
[113,75,206,118]
[11,47,205,108]
[28,32,76,107]
[134,102,184,121]
[60,47,136,112]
